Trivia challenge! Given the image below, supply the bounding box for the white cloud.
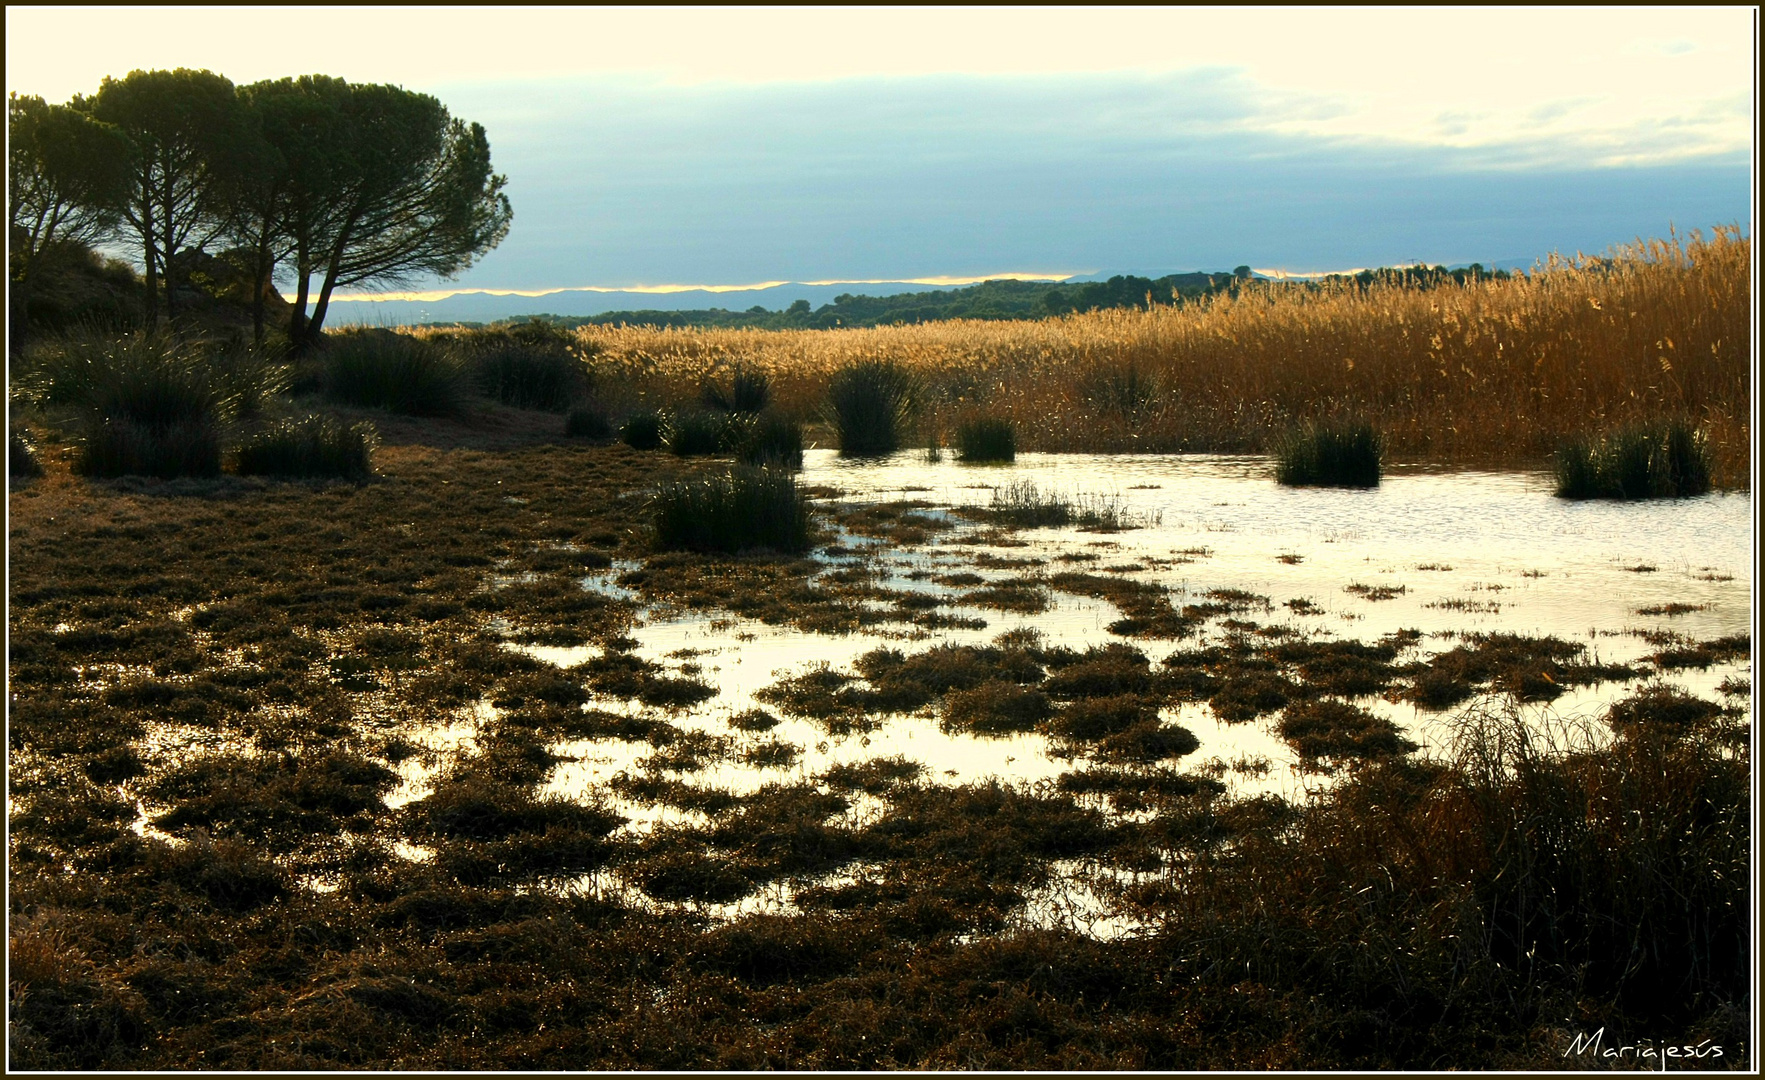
[6,5,1752,159]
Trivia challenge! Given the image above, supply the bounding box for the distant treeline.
[483,264,1516,331]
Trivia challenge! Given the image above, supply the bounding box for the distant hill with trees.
[495,263,1514,331]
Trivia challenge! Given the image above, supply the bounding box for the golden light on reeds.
[417,227,1751,485]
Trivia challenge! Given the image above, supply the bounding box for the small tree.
[7,93,133,351]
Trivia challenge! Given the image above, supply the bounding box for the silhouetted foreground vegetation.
[1555,418,1713,499]
[1274,418,1382,487]
[7,414,1750,1068]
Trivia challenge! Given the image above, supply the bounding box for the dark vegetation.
[651,466,814,554]
[956,416,1017,462]
[1554,418,1714,499]
[1273,418,1383,487]
[233,415,378,480]
[826,358,918,456]
[9,71,510,354]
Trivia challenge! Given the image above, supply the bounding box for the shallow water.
[467,451,1753,929]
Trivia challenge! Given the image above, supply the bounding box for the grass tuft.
[619,409,666,450]
[234,416,377,480]
[955,416,1016,462]
[563,401,614,440]
[1273,418,1382,487]
[826,359,918,456]
[702,366,772,413]
[1554,418,1712,499]
[10,428,45,478]
[734,413,805,469]
[321,328,467,416]
[652,466,814,553]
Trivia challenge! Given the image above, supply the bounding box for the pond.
[415,450,1752,930]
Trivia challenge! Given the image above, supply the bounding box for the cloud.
[409,72,1746,290]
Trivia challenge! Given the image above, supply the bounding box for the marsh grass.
[564,401,614,440]
[19,330,253,478]
[1274,418,1382,487]
[469,344,586,412]
[667,411,732,456]
[734,413,805,469]
[652,466,814,553]
[978,481,1157,531]
[10,427,45,478]
[542,228,1747,484]
[620,410,666,450]
[234,416,378,480]
[1555,418,1713,499]
[323,328,468,416]
[702,366,772,413]
[955,416,1016,462]
[826,359,918,456]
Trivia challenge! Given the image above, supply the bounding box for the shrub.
[564,401,613,440]
[79,418,221,479]
[668,411,731,456]
[10,428,45,478]
[702,366,771,413]
[652,466,813,553]
[322,328,467,416]
[1274,419,1382,487]
[1554,419,1712,499]
[735,413,804,469]
[956,416,1016,462]
[20,330,263,479]
[620,410,665,450]
[826,359,918,456]
[467,336,586,412]
[234,415,377,480]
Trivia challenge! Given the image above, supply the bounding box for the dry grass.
[417,228,1747,484]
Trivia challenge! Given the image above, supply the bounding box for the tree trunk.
[288,253,312,353]
[305,220,355,341]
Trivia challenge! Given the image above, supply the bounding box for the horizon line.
[292,272,1092,304]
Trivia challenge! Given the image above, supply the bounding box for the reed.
[513,228,1746,486]
[955,416,1016,462]
[1555,418,1713,499]
[651,466,814,553]
[322,328,467,416]
[1273,418,1382,487]
[234,415,377,480]
[825,359,918,456]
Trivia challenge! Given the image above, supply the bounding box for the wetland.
[7,420,1752,1069]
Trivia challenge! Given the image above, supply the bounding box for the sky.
[5,6,1755,307]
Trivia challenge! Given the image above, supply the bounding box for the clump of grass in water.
[321,328,467,416]
[668,411,732,456]
[826,358,918,456]
[652,465,813,553]
[1273,418,1382,487]
[982,480,1157,530]
[955,416,1016,462]
[234,415,378,480]
[1554,418,1712,499]
[735,413,804,469]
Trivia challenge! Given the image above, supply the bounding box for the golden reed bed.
[429,228,1752,484]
